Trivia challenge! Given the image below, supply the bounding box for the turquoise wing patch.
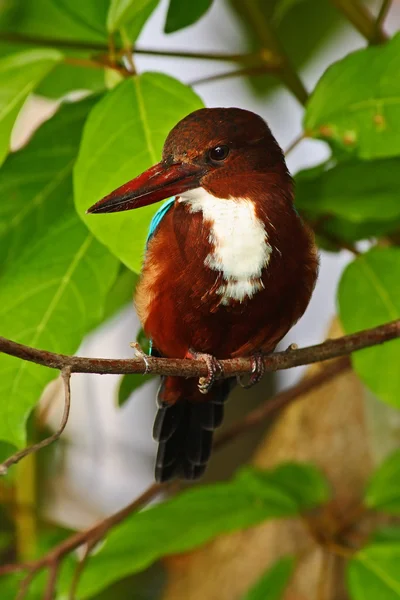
[146,197,175,247]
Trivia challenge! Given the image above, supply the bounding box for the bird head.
[87,107,291,215]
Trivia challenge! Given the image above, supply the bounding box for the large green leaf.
[164,0,213,33]
[0,98,119,448]
[364,450,400,514]
[347,528,400,599]
[0,48,62,166]
[338,248,400,408]
[0,0,109,42]
[242,556,295,600]
[295,158,400,223]
[305,33,400,159]
[74,73,204,273]
[60,463,328,598]
[107,0,160,40]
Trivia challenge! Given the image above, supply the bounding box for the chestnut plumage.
[88,107,319,482]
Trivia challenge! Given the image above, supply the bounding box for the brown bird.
[88,107,319,482]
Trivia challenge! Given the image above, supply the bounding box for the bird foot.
[130,341,150,374]
[237,352,265,389]
[187,350,224,395]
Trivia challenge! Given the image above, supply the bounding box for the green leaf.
[305,33,400,159]
[245,463,331,510]
[0,0,109,42]
[338,248,400,408]
[117,372,153,406]
[0,49,62,167]
[0,98,119,447]
[74,73,204,273]
[295,158,400,223]
[107,0,160,40]
[164,0,213,33]
[347,528,400,599]
[0,0,112,98]
[60,463,323,598]
[102,265,138,323]
[242,556,295,600]
[365,450,400,514]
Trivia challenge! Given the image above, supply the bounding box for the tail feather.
[153,377,233,482]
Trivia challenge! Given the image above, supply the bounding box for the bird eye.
[208,145,230,162]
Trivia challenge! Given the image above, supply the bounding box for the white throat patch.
[179,188,272,304]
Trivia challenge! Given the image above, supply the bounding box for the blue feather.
[146,197,175,247]
[145,197,175,356]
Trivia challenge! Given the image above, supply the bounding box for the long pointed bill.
[87,161,206,214]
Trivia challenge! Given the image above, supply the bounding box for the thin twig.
[0,368,71,475]
[68,542,93,600]
[16,571,36,600]
[64,56,127,74]
[0,32,262,63]
[190,63,281,87]
[243,0,308,104]
[372,0,392,43]
[0,321,398,379]
[284,132,305,156]
[330,0,387,44]
[0,482,168,578]
[43,560,59,600]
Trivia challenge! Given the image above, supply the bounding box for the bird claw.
[130,341,150,374]
[237,352,265,389]
[188,350,224,395]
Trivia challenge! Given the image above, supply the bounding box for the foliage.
[241,556,295,600]
[0,0,399,599]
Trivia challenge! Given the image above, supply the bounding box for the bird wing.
[145,197,175,247]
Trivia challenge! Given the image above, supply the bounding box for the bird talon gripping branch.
[192,352,224,395]
[88,107,318,481]
[237,352,265,389]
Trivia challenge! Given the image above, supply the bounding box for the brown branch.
[0,368,71,475]
[43,560,59,600]
[371,0,392,44]
[284,132,305,156]
[0,320,398,380]
[189,62,282,87]
[0,32,261,63]
[0,356,350,591]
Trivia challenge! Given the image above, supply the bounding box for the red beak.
[87,160,206,214]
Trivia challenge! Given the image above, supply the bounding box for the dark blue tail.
[153,377,234,482]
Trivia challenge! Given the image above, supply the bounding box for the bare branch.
[0,320,398,381]
[0,368,71,475]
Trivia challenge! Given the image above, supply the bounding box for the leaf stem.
[242,0,309,105]
[0,32,260,63]
[371,0,392,44]
[330,0,387,44]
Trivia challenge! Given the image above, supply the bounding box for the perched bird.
[88,108,318,482]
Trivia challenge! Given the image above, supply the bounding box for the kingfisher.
[88,108,318,482]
